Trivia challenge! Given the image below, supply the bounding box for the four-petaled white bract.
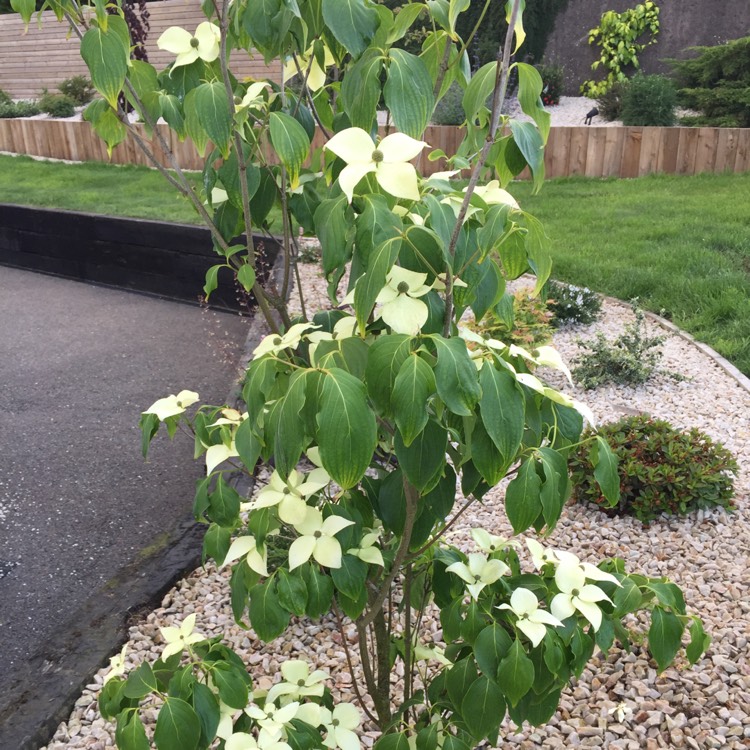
[248,468,330,525]
[375,266,433,335]
[206,441,240,474]
[237,82,271,111]
[288,507,354,570]
[159,613,204,660]
[471,528,519,553]
[222,534,269,577]
[266,659,329,703]
[253,323,320,358]
[320,704,362,750]
[143,389,199,421]
[226,733,292,750]
[347,530,385,567]
[324,127,428,202]
[471,179,520,209]
[551,563,612,631]
[245,701,300,738]
[283,44,335,92]
[446,552,509,600]
[497,587,563,647]
[157,22,220,69]
[103,644,128,684]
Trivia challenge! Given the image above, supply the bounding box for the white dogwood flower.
[526,539,561,570]
[221,534,268,577]
[324,127,428,202]
[471,528,519,554]
[217,701,238,740]
[446,553,509,600]
[205,441,240,474]
[375,266,433,335]
[266,660,329,703]
[160,613,204,659]
[347,531,384,567]
[284,44,335,91]
[289,507,354,570]
[237,81,270,111]
[320,704,362,750]
[554,550,622,587]
[471,180,520,209]
[253,323,320,358]
[497,588,563,647]
[157,22,220,69]
[143,389,199,421]
[226,730,292,750]
[249,468,330,525]
[551,564,612,631]
[103,644,128,683]
[245,701,300,738]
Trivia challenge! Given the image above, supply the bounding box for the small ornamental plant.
[570,414,737,523]
[15,0,711,748]
[545,280,602,328]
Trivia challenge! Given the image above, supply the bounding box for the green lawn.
[3,154,750,374]
[512,172,750,375]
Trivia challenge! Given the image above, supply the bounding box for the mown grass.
[3,154,750,373]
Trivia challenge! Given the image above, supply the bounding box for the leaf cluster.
[472,288,554,349]
[570,414,738,523]
[545,280,602,328]
[0,99,41,118]
[620,73,677,126]
[58,75,96,105]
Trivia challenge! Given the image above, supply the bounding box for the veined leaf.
[191,82,232,158]
[154,698,200,750]
[591,435,620,506]
[497,639,534,707]
[392,353,436,446]
[269,112,310,189]
[322,0,379,58]
[384,49,434,138]
[81,17,130,109]
[479,364,524,463]
[461,676,505,740]
[648,607,684,673]
[431,335,481,416]
[505,457,542,534]
[341,49,384,130]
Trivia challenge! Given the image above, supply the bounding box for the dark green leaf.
[479,364,524,463]
[322,0,379,57]
[269,112,310,187]
[648,607,685,673]
[191,682,220,747]
[277,568,308,616]
[301,564,334,619]
[462,61,497,124]
[331,554,367,600]
[203,523,231,566]
[591,435,620,506]
[209,475,241,528]
[613,576,643,617]
[461,676,505,740]
[392,354,436,446]
[123,661,159,699]
[235,418,261,472]
[686,618,711,665]
[154,697,200,750]
[190,82,232,158]
[384,49,434,137]
[373,733,411,750]
[474,624,513,682]
[341,49,383,130]
[395,419,447,494]
[497,639,534,707]
[212,664,249,709]
[115,712,149,750]
[505,457,542,534]
[446,657,478,709]
[249,579,290,642]
[365,334,412,415]
[431,335,481,416]
[315,195,353,281]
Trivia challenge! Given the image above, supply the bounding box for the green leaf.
[10,0,35,24]
[446,657,478,709]
[191,682,220,748]
[159,94,186,139]
[275,371,309,478]
[123,661,159,699]
[83,100,127,157]
[341,49,383,131]
[234,418,261,472]
[249,579,291,642]
[365,334,413,415]
[392,354,436,446]
[471,418,507,486]
[277,568,308,616]
[509,120,545,192]
[521,212,552,294]
[317,368,377,489]
[301,564,334,619]
[591,435,620,506]
[461,676,505,740]
[515,62,551,144]
[81,17,129,109]
[353,237,401,332]
[431,335,481,416]
[394,418,447,494]
[315,196,353,281]
[463,61,497,123]
[686,618,711,665]
[448,0,470,38]
[646,582,687,614]
[613,577,643,617]
[322,0,379,58]
[377,469,407,535]
[237,264,256,293]
[496,639,534,707]
[190,82,232,159]
[477,204,511,260]
[203,523,231,565]
[209,475,241,528]
[373,733,411,750]
[154,697,200,750]
[505,457,542,534]
[116,712,149,750]
[384,49,434,138]
[331,554,367,600]
[203,264,223,298]
[387,3,424,43]
[648,607,685,673]
[497,231,528,280]
[474,624,513,682]
[538,447,570,529]
[218,148,261,211]
[479,364,524,463]
[212,663,249,709]
[269,112,311,189]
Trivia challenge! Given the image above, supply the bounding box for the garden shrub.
[669,36,750,128]
[535,62,564,106]
[0,100,41,118]
[545,280,602,327]
[596,80,630,121]
[39,91,77,118]
[58,75,95,105]
[620,73,677,126]
[431,81,465,125]
[572,304,669,389]
[570,414,737,523]
[0,88,11,105]
[473,289,554,348]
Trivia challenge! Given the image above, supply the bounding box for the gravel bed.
[42,264,750,749]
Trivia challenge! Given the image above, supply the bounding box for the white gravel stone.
[41,267,750,749]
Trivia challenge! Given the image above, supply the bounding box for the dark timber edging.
[0,203,280,312]
[0,212,283,750]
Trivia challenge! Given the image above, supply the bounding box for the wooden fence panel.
[2,120,750,180]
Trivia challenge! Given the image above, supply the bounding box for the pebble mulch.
[42,264,750,749]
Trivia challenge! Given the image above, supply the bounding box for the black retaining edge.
[0,204,280,312]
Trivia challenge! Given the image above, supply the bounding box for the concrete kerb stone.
[0,251,286,750]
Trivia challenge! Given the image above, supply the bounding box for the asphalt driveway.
[0,266,250,746]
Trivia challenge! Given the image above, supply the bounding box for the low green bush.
[535,62,564,106]
[545,280,602,327]
[570,414,737,523]
[0,100,41,118]
[472,288,554,349]
[58,75,95,105]
[431,81,465,125]
[572,304,671,389]
[0,88,11,106]
[39,91,76,118]
[620,74,677,126]
[596,79,629,121]
[669,36,750,128]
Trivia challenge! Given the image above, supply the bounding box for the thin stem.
[403,563,413,714]
[373,608,392,726]
[442,0,522,336]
